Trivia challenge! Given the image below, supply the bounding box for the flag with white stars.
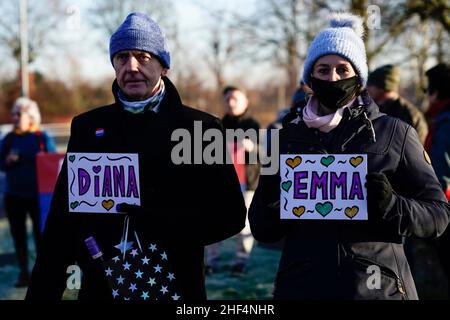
[103,240,182,301]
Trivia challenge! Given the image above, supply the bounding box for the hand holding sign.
[366,172,393,214]
[280,154,368,220]
[67,153,141,214]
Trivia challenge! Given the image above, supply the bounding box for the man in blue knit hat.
[109,12,171,107]
[26,12,246,301]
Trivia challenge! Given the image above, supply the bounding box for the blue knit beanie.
[302,13,367,86]
[109,12,170,69]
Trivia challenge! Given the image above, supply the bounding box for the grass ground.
[0,218,29,300]
[204,238,281,300]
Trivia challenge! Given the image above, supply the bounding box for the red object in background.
[36,152,65,193]
[36,152,65,232]
[226,141,246,186]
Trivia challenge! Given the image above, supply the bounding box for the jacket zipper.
[340,122,367,152]
[337,244,341,277]
[340,112,375,152]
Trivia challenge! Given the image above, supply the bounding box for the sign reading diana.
[280,154,368,220]
[67,153,140,213]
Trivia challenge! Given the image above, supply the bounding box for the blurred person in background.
[265,84,308,164]
[424,63,450,294]
[0,97,56,287]
[205,86,260,276]
[367,64,428,145]
[268,82,309,132]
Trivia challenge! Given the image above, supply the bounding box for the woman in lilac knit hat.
[249,13,450,300]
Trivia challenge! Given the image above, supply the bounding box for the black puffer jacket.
[249,92,450,300]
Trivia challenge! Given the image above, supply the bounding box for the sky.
[1,0,445,92]
[24,0,260,87]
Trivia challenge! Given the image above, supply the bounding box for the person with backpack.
[0,97,56,287]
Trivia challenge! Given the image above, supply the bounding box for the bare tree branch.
[0,0,62,64]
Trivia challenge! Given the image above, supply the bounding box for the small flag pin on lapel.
[95,128,105,137]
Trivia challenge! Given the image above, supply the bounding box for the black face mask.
[310,76,361,110]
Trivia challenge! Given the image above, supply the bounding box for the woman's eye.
[337,67,349,74]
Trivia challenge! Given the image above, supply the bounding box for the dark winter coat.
[429,101,450,198]
[428,100,450,281]
[378,96,428,145]
[0,130,56,198]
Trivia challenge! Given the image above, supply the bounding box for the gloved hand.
[366,172,394,214]
[116,203,142,215]
[261,175,281,210]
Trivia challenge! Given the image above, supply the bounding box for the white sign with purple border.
[280,154,368,220]
[67,153,141,213]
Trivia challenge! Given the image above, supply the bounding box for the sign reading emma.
[67,153,141,213]
[280,154,368,220]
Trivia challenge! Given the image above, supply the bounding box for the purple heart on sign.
[93,166,101,174]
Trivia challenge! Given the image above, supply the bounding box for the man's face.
[113,50,168,101]
[224,90,249,116]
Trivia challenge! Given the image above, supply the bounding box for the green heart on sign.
[315,201,333,217]
[320,155,335,167]
[281,181,292,192]
[69,155,76,163]
[70,201,79,209]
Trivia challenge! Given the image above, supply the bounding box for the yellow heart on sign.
[345,206,359,219]
[102,199,115,211]
[286,156,302,169]
[292,206,306,217]
[350,156,363,168]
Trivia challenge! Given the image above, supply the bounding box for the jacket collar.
[287,89,378,151]
[111,76,183,120]
[345,89,381,121]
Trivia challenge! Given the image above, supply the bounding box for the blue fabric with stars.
[103,240,182,301]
